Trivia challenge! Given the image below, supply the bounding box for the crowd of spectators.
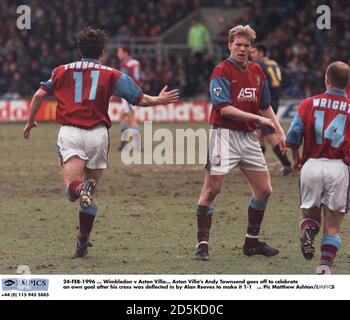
[0,0,202,98]
[1,0,350,99]
[218,0,350,97]
[103,48,214,97]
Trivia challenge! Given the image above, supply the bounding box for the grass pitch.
[0,122,349,274]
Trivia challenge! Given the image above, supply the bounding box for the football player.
[286,61,350,274]
[117,45,144,151]
[195,25,286,261]
[23,27,179,258]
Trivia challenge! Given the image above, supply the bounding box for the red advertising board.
[0,100,211,123]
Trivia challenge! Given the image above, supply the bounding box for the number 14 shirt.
[286,89,350,165]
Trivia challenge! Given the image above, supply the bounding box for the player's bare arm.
[220,105,275,129]
[23,88,48,139]
[260,106,286,152]
[289,147,302,171]
[138,85,179,107]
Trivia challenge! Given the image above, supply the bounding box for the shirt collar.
[325,88,346,97]
[81,58,100,63]
[227,56,248,71]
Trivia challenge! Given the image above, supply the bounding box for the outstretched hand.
[23,121,38,139]
[158,85,180,104]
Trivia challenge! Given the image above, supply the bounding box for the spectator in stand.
[187,19,211,57]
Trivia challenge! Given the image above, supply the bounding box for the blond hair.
[228,25,256,44]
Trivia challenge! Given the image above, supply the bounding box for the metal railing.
[106,42,224,62]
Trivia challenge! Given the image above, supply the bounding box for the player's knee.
[264,187,273,199]
[256,186,272,200]
[80,202,99,216]
[204,185,221,201]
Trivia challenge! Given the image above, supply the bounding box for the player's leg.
[62,157,99,258]
[316,160,349,274]
[298,159,324,260]
[265,132,292,175]
[62,156,87,202]
[127,108,142,151]
[316,207,344,274]
[120,109,128,133]
[119,100,141,151]
[299,207,321,260]
[63,157,98,209]
[240,168,278,257]
[196,170,225,260]
[195,127,233,260]
[74,168,104,258]
[118,107,129,151]
[57,126,88,202]
[239,131,277,256]
[73,125,109,257]
[118,99,131,151]
[128,109,138,129]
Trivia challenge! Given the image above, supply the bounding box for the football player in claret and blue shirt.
[286,61,350,274]
[23,27,179,258]
[195,25,287,261]
[117,45,145,151]
[250,43,292,175]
